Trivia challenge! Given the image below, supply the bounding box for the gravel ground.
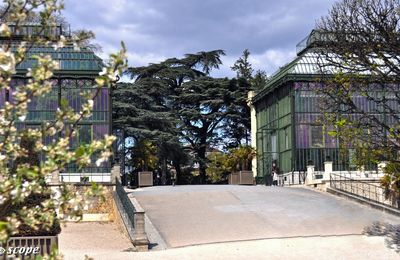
[59,222,134,260]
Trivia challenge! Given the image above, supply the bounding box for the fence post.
[111,164,121,185]
[358,165,365,178]
[51,170,60,184]
[130,198,150,251]
[133,212,149,251]
[306,165,314,185]
[377,162,387,177]
[323,161,332,182]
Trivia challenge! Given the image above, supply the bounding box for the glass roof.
[253,51,335,103]
[14,45,103,72]
[296,30,334,55]
[267,52,324,84]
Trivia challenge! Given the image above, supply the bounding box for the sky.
[63,0,337,78]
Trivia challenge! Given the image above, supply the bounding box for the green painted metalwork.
[14,45,103,73]
[1,27,111,175]
[253,52,326,104]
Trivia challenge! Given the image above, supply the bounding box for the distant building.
[0,23,111,182]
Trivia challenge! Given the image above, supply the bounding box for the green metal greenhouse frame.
[0,24,112,177]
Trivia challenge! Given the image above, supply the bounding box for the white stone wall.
[248,91,257,177]
[58,173,111,183]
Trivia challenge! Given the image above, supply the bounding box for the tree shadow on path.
[363,221,400,253]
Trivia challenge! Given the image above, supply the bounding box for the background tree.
[224,50,268,147]
[206,145,256,183]
[206,151,230,184]
[231,49,253,80]
[116,50,243,184]
[130,139,158,172]
[315,0,400,196]
[113,80,180,183]
[252,70,269,91]
[176,76,235,183]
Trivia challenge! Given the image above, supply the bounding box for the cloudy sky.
[63,0,337,78]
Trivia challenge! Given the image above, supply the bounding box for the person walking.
[171,166,177,186]
[272,169,278,186]
[272,161,279,186]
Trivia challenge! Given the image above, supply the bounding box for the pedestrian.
[171,166,177,186]
[273,169,278,186]
[156,172,161,186]
[272,161,279,186]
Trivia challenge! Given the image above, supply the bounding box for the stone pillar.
[133,211,149,251]
[377,162,387,177]
[358,165,365,178]
[323,161,333,181]
[247,91,257,178]
[306,165,314,185]
[111,164,121,184]
[51,170,60,184]
[50,170,61,216]
[130,198,149,251]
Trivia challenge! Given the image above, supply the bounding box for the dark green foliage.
[115,50,245,184]
[222,77,252,147]
[231,49,253,80]
[206,146,256,183]
[252,70,269,91]
[113,82,177,141]
[224,50,269,147]
[176,76,236,183]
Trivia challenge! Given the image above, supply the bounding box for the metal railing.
[330,173,399,209]
[279,170,307,186]
[114,179,136,237]
[113,179,149,251]
[59,172,111,183]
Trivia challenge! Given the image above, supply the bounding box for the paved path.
[61,227,400,259]
[59,222,134,260]
[128,185,400,248]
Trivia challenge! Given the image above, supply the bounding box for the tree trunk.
[197,124,209,184]
[198,143,207,184]
[198,160,207,184]
[161,158,167,185]
[173,161,182,185]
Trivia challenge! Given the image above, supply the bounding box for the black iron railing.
[114,179,136,240]
[330,173,399,209]
[279,170,307,186]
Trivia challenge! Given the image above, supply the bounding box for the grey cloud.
[64,0,337,75]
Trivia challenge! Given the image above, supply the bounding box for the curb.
[128,195,169,250]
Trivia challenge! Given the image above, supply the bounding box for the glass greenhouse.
[0,24,111,181]
[252,31,398,184]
